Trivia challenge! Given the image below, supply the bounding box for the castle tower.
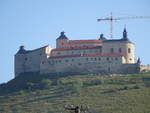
[121,27,135,63]
[56,31,69,48]
[102,27,135,64]
[14,46,27,77]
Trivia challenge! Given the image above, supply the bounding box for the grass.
[0,73,150,113]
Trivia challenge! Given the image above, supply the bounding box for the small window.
[115,57,118,60]
[119,48,122,53]
[86,58,88,61]
[57,52,61,55]
[128,48,131,53]
[72,59,74,61]
[110,48,114,53]
[78,63,81,66]
[99,48,102,53]
[99,58,101,60]
[107,57,109,61]
[42,61,44,64]
[65,60,69,62]
[94,58,97,61]
[25,58,28,61]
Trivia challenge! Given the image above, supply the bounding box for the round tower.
[56,31,69,48]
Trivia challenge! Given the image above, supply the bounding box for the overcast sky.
[0,0,150,83]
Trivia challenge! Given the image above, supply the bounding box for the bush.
[83,79,101,87]
[41,79,53,89]
[132,85,140,89]
[71,81,83,94]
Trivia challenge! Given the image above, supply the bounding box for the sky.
[0,0,150,84]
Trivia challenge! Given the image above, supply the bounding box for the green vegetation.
[0,73,150,113]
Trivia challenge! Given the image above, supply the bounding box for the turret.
[99,34,106,41]
[121,27,135,63]
[17,45,27,54]
[56,31,69,48]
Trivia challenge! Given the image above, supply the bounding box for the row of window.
[54,48,131,56]
[54,49,102,56]
[48,57,119,64]
[110,48,131,53]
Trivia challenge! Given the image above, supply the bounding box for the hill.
[0,73,150,113]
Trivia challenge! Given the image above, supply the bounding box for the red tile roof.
[49,53,123,59]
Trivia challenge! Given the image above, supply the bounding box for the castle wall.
[40,55,125,74]
[140,65,150,72]
[15,54,26,77]
[15,45,52,77]
[120,63,140,74]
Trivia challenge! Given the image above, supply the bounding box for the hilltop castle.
[15,28,141,77]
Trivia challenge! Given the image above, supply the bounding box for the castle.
[15,28,141,77]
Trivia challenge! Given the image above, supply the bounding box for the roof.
[57,32,68,40]
[69,40,102,43]
[17,45,49,54]
[103,38,132,43]
[52,46,102,51]
[49,53,123,59]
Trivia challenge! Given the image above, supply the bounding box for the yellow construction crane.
[97,13,150,38]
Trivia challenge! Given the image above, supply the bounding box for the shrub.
[41,79,53,89]
[83,79,101,87]
[132,85,140,89]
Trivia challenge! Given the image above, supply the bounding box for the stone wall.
[15,45,52,77]
[40,55,125,74]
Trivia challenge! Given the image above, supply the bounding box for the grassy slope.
[0,73,150,113]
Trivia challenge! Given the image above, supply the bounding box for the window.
[25,58,28,61]
[57,52,61,55]
[128,48,131,53]
[78,63,82,66]
[107,57,109,61]
[94,58,97,61]
[72,59,74,61]
[42,61,44,64]
[65,59,69,62]
[86,58,88,61]
[110,48,114,53]
[119,48,122,53]
[99,58,101,60]
[115,57,118,60]
[99,48,102,53]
